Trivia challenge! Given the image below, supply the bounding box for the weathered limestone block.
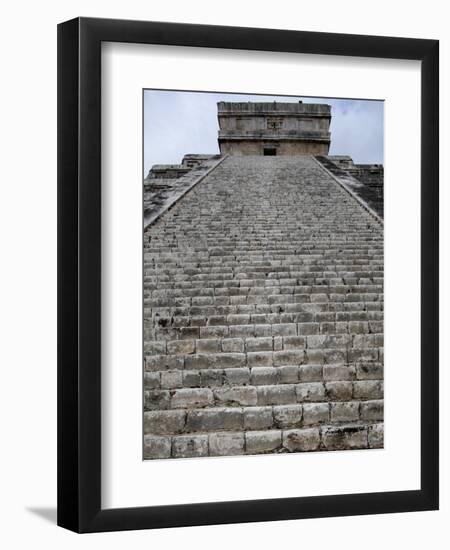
[200,326,229,338]
[209,432,245,456]
[305,349,324,364]
[273,337,283,351]
[186,407,243,432]
[348,321,369,334]
[253,325,273,338]
[161,370,183,389]
[250,367,278,385]
[229,325,255,338]
[247,351,274,368]
[348,349,379,362]
[330,401,360,423]
[356,363,383,380]
[302,403,329,425]
[325,381,353,401]
[296,382,326,402]
[167,339,196,354]
[246,431,282,454]
[244,406,273,430]
[273,404,303,428]
[185,353,246,370]
[144,435,171,459]
[145,341,166,355]
[283,428,321,452]
[227,314,251,325]
[144,390,170,410]
[271,324,297,337]
[172,435,209,458]
[257,384,296,405]
[199,369,223,387]
[322,349,347,364]
[144,372,160,389]
[273,350,304,366]
[368,423,384,448]
[321,426,368,450]
[245,337,273,352]
[360,399,384,421]
[310,293,328,303]
[297,322,320,335]
[323,365,355,381]
[182,370,201,387]
[179,327,200,340]
[196,339,221,353]
[307,334,352,349]
[353,334,384,348]
[223,367,250,385]
[171,388,214,409]
[144,410,186,435]
[299,365,323,382]
[283,336,306,349]
[278,365,299,383]
[145,354,184,372]
[353,380,383,400]
[222,338,245,352]
[214,386,257,406]
[369,321,383,333]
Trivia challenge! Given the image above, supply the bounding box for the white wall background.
[0,0,447,547]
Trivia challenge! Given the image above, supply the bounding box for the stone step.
[144,312,383,330]
[144,266,384,274]
[144,259,384,267]
[144,422,384,459]
[145,347,383,371]
[147,320,383,343]
[147,300,383,314]
[145,333,383,355]
[145,363,383,390]
[146,284,383,297]
[147,318,383,338]
[145,300,383,320]
[145,334,383,358]
[142,155,384,459]
[144,381,383,412]
[145,279,383,290]
[144,400,383,433]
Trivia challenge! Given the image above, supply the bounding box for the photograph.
[0,0,442,540]
[142,91,384,460]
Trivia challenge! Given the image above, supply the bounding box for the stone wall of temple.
[219,140,329,156]
[217,101,331,156]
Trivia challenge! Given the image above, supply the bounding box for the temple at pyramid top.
[217,101,331,156]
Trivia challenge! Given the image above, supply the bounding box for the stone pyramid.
[143,103,384,459]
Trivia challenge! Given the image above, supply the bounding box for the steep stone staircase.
[143,155,384,459]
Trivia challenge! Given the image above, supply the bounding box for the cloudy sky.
[143,90,384,176]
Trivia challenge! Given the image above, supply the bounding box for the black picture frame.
[57,17,439,533]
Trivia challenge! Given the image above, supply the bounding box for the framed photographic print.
[57,17,439,533]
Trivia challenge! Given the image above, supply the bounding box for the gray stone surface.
[143,153,383,459]
[283,428,321,452]
[209,432,245,456]
[273,405,303,428]
[217,101,331,156]
[143,435,171,459]
[172,435,209,458]
[321,426,368,450]
[316,155,384,218]
[244,407,273,430]
[246,431,282,454]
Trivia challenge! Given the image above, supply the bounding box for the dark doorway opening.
[264,148,277,156]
